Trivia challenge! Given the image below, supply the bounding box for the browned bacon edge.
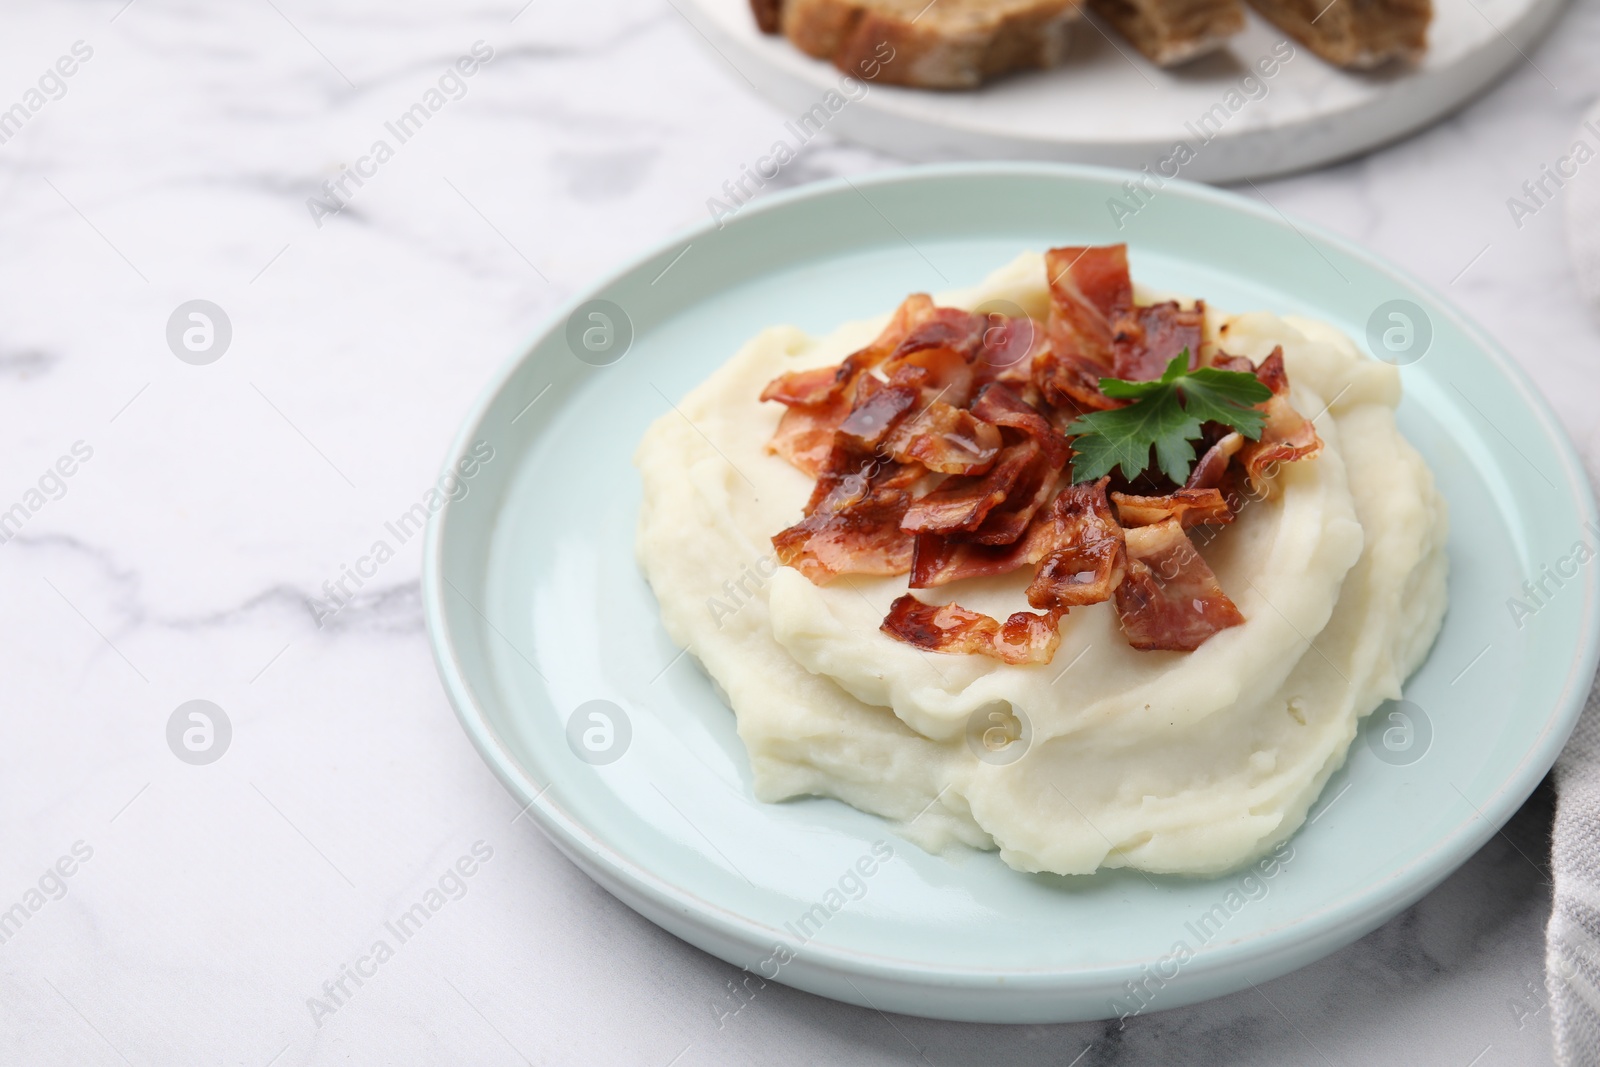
[1114,520,1245,651]
[881,595,1064,666]
[1234,347,1324,495]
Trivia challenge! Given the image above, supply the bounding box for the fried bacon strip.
[974,314,1043,389]
[771,448,919,583]
[908,529,1047,589]
[936,384,1070,546]
[1111,433,1242,528]
[762,294,935,409]
[1112,301,1205,382]
[1188,431,1244,491]
[1035,245,1127,414]
[882,400,1002,474]
[908,477,1125,600]
[965,443,1062,546]
[769,301,999,576]
[901,438,1066,549]
[900,439,1046,538]
[1026,479,1128,611]
[1112,488,1232,528]
[894,306,988,364]
[881,595,1064,666]
[969,383,1070,467]
[1236,347,1323,495]
[767,397,848,477]
[763,294,942,476]
[836,374,920,449]
[1114,519,1245,651]
[1034,245,1206,417]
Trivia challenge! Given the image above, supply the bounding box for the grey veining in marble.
[0,0,1595,1063]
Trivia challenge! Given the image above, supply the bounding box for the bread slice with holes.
[1089,0,1245,65]
[756,0,1084,89]
[1245,0,1430,67]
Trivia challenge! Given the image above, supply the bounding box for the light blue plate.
[423,164,1600,1023]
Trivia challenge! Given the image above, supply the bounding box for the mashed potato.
[634,253,1448,877]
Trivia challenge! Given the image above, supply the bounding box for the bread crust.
[750,0,1429,81]
[769,0,1084,89]
[1245,0,1430,67]
[1089,0,1246,66]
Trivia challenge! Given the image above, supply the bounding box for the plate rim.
[422,162,1600,1006]
[677,0,1570,182]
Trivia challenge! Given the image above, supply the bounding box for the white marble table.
[1,0,1595,1063]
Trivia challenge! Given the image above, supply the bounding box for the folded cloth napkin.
[1550,110,1600,1062]
[1551,675,1600,1065]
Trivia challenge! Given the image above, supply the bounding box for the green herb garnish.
[1065,352,1272,485]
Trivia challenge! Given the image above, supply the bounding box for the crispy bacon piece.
[762,364,855,477]
[969,383,1070,467]
[1112,302,1204,382]
[900,434,1064,547]
[1111,433,1243,528]
[827,312,917,388]
[894,307,987,363]
[901,439,1043,538]
[1207,352,1255,374]
[1188,431,1244,491]
[908,476,1123,594]
[908,529,1047,588]
[768,396,849,477]
[1209,348,1324,494]
[774,293,937,405]
[976,315,1043,387]
[1046,245,1131,347]
[835,307,990,451]
[1026,478,1128,610]
[759,363,838,408]
[881,594,1064,665]
[1112,488,1232,528]
[884,340,981,412]
[836,375,920,449]
[1114,520,1244,651]
[964,443,1061,546]
[772,449,918,583]
[946,383,1071,545]
[1237,347,1323,495]
[766,300,993,477]
[1036,246,1126,414]
[882,401,1002,475]
[1034,246,1205,416]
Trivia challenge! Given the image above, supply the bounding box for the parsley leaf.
[1064,352,1272,484]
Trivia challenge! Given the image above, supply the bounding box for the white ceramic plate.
[678,0,1565,181]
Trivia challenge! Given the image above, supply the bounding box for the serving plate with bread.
[683,0,1564,180]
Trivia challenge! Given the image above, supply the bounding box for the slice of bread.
[1245,0,1429,67]
[1089,0,1245,65]
[757,0,1084,89]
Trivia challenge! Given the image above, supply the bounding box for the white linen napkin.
[1549,110,1600,1062]
[1551,678,1600,1065]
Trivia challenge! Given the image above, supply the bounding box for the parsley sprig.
[1065,352,1272,485]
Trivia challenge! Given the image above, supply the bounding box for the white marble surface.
[1,0,1596,1063]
